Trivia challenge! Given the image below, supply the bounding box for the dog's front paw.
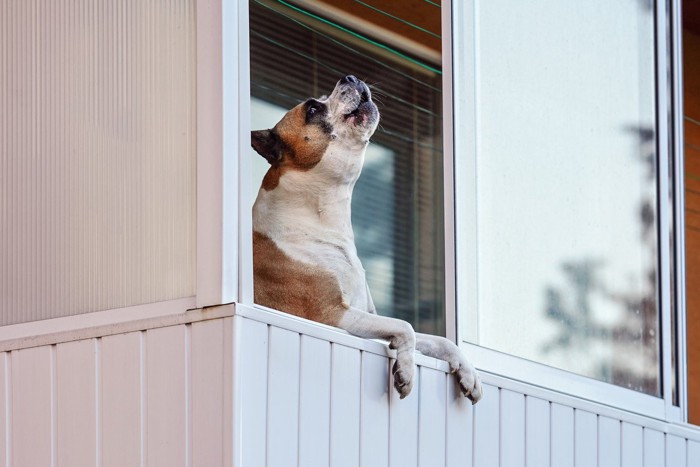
[454,360,483,404]
[392,352,415,399]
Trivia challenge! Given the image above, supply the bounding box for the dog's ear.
[251,129,282,166]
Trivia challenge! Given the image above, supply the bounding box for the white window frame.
[232,0,690,423]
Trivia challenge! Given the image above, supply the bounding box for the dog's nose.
[341,75,358,84]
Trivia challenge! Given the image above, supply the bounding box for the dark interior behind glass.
[249,0,445,335]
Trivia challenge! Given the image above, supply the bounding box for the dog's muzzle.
[337,75,378,127]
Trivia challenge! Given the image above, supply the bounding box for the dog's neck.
[253,167,358,240]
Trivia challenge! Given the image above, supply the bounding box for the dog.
[251,75,482,403]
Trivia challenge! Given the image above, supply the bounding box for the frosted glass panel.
[468,0,659,394]
[1,0,197,325]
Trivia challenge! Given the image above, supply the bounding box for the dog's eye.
[308,106,317,115]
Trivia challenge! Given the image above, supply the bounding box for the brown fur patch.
[253,231,348,325]
[261,104,332,191]
[261,166,282,191]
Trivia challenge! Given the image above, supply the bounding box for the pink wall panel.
[0,354,6,467]
[56,339,96,467]
[191,318,233,467]
[146,326,187,467]
[11,346,53,466]
[101,332,142,467]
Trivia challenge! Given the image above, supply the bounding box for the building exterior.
[1,0,698,466]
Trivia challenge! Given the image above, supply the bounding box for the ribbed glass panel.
[0,0,197,325]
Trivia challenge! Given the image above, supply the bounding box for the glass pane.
[0,0,197,325]
[249,0,446,335]
[468,0,660,395]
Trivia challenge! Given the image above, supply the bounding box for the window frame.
[234,0,689,423]
[450,0,688,421]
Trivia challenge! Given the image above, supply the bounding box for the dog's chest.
[276,232,368,307]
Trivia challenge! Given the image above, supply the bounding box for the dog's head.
[251,75,379,191]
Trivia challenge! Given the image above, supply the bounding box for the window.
[243,0,685,418]
[453,0,681,410]
[249,0,447,335]
[0,0,197,326]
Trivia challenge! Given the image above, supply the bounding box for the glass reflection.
[472,0,660,394]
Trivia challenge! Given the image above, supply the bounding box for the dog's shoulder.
[253,230,350,325]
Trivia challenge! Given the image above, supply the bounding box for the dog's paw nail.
[392,357,415,399]
[456,363,482,403]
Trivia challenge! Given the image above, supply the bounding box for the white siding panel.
[146,326,187,467]
[266,327,301,467]
[5,315,700,467]
[643,429,664,467]
[688,440,700,467]
[299,336,332,467]
[233,317,268,467]
[500,389,525,467]
[11,346,53,467]
[389,360,419,467]
[330,344,361,467]
[575,410,598,467]
[418,367,447,467]
[446,377,473,467]
[598,416,621,467]
[551,403,575,467]
[665,435,686,467]
[101,332,141,467]
[621,422,643,467]
[525,396,550,467]
[473,383,499,467]
[360,352,390,467]
[56,339,97,467]
[191,319,230,467]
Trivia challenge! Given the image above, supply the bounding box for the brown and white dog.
[251,75,482,402]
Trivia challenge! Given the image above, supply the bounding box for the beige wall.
[0,0,197,325]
